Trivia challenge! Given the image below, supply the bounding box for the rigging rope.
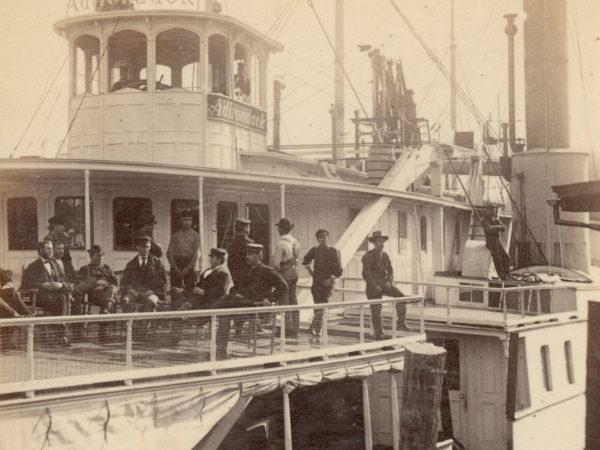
[11,55,68,158]
[305,0,369,119]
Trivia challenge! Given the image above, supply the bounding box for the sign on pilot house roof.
[66,0,200,16]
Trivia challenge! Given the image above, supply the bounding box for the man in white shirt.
[272,218,300,339]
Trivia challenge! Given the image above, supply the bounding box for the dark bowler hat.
[137,211,157,225]
[235,218,251,225]
[209,248,227,258]
[276,218,293,230]
[48,215,69,227]
[315,229,329,238]
[87,245,105,256]
[368,230,389,243]
[136,235,152,244]
[246,243,264,253]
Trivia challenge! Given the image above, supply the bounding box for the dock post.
[399,343,446,450]
[283,386,293,450]
[362,378,373,450]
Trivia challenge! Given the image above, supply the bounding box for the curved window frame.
[208,34,230,96]
[155,28,200,92]
[73,34,100,97]
[107,29,148,93]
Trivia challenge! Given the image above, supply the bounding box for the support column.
[362,379,373,450]
[390,373,400,450]
[283,386,293,450]
[84,170,91,250]
[280,184,286,218]
[198,176,205,269]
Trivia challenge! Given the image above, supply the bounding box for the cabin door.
[464,335,507,450]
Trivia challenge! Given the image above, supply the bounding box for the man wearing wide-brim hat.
[72,245,119,343]
[362,231,409,339]
[226,217,254,288]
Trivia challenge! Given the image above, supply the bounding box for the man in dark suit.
[361,231,408,340]
[120,236,167,313]
[21,240,71,346]
[54,242,77,281]
[170,248,232,344]
[481,204,511,280]
[214,243,288,359]
[43,215,73,268]
[227,217,254,335]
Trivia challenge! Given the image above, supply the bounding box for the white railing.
[328,277,578,325]
[0,296,424,398]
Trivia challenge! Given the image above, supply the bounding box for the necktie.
[141,257,147,270]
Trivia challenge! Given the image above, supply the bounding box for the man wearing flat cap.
[362,231,408,340]
[167,210,200,292]
[72,245,118,342]
[302,229,343,338]
[120,236,167,314]
[214,243,288,359]
[135,211,163,259]
[272,218,300,339]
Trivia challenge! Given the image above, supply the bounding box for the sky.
[0,0,599,171]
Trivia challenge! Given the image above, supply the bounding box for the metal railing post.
[359,304,365,344]
[280,310,286,353]
[501,290,507,322]
[446,287,451,324]
[420,298,425,334]
[26,324,35,397]
[210,314,217,363]
[519,291,525,317]
[322,307,328,354]
[392,299,397,339]
[125,319,133,386]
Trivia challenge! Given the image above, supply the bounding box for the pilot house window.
[74,35,100,96]
[113,197,152,250]
[108,30,147,92]
[7,197,38,250]
[209,35,229,95]
[156,29,200,92]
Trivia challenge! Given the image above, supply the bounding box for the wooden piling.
[399,343,446,450]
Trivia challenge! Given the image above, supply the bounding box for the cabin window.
[397,211,408,254]
[247,203,270,264]
[7,197,38,250]
[454,218,461,255]
[113,197,152,250]
[420,215,427,251]
[156,28,200,92]
[170,199,199,234]
[234,44,250,103]
[74,35,100,96]
[541,345,553,391]
[108,30,147,92]
[217,201,237,250]
[209,35,229,95]
[564,341,575,384]
[349,209,368,251]
[55,197,93,250]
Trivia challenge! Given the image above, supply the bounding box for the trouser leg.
[287,279,299,338]
[382,285,407,328]
[369,302,383,339]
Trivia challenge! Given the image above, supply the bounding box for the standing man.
[272,218,300,339]
[167,210,200,292]
[214,243,288,359]
[302,229,343,338]
[481,205,511,280]
[120,236,167,313]
[21,241,71,346]
[227,217,254,335]
[44,215,73,267]
[72,245,118,343]
[136,211,163,258]
[361,231,408,340]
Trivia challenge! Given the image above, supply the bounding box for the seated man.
[170,248,232,343]
[21,240,71,346]
[54,242,77,281]
[72,245,118,343]
[0,269,31,318]
[213,243,288,359]
[120,236,167,313]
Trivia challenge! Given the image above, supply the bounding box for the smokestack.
[504,14,519,153]
[524,0,569,149]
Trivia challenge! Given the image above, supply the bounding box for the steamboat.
[0,0,598,449]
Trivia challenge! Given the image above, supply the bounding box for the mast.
[450,0,457,133]
[334,0,345,163]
